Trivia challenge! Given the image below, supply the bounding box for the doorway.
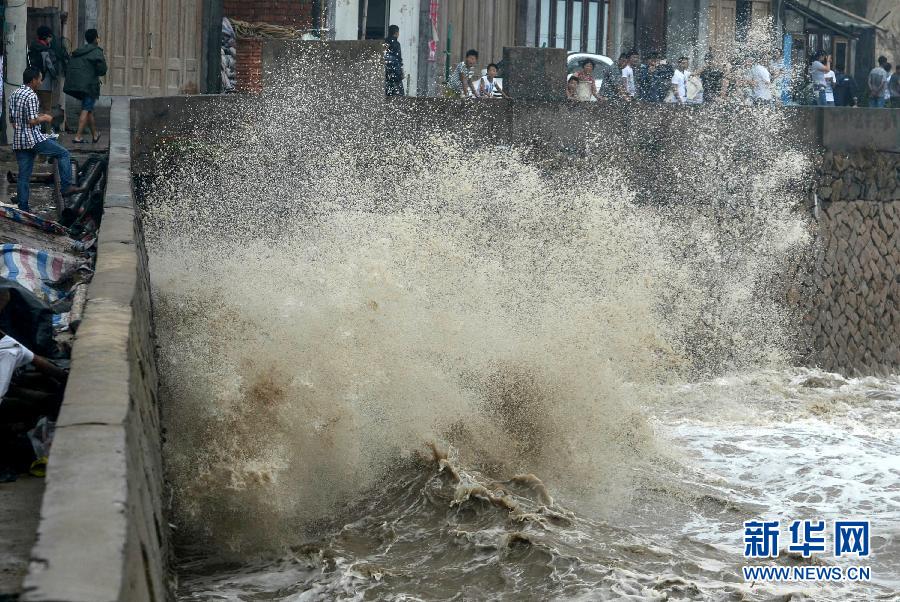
[98,0,202,96]
[360,0,390,40]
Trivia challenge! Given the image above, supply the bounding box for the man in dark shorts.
[64,29,107,144]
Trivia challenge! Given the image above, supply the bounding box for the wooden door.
[99,0,202,96]
[709,0,736,52]
[144,0,164,95]
[751,0,769,26]
[103,0,129,94]
[166,0,202,95]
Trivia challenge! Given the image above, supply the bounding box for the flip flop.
[72,138,86,144]
[92,133,102,144]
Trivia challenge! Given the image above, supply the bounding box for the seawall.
[22,99,168,601]
[130,90,898,377]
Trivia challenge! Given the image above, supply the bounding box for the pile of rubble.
[0,154,107,480]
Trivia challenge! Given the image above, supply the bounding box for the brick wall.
[235,38,263,93]
[224,0,314,93]
[223,0,313,28]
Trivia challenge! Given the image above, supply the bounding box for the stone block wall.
[805,150,900,375]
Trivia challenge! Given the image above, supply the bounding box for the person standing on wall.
[697,51,726,103]
[64,29,107,144]
[27,26,59,125]
[637,52,668,103]
[809,51,831,106]
[9,67,83,212]
[668,57,690,104]
[867,58,889,108]
[573,58,601,101]
[384,24,405,97]
[620,51,637,101]
[833,69,858,107]
[889,65,900,108]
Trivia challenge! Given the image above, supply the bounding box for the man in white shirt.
[750,59,773,104]
[809,51,831,106]
[670,57,689,104]
[0,289,67,403]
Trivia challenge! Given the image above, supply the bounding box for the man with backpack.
[64,29,107,144]
[27,26,60,118]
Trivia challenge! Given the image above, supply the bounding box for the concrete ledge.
[22,98,168,602]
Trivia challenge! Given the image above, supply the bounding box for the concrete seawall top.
[22,99,167,602]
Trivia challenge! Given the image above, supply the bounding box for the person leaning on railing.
[448,49,480,98]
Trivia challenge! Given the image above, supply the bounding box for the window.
[587,2,600,53]
[570,1,582,52]
[533,0,607,54]
[556,0,567,46]
[539,0,551,47]
[359,0,390,40]
[834,38,848,73]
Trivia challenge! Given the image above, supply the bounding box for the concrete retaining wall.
[22,99,168,601]
[128,92,900,380]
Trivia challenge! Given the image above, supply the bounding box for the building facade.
[21,0,878,98]
[328,0,518,96]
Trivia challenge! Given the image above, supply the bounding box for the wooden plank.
[0,217,76,255]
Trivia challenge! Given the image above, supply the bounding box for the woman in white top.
[823,70,836,106]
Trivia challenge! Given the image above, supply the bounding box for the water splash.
[142,45,812,558]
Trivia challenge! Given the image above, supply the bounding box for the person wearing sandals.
[64,29,107,144]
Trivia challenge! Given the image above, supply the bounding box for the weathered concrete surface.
[128,85,900,381]
[22,98,168,602]
[261,39,384,99]
[0,478,43,596]
[821,107,900,152]
[502,47,567,102]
